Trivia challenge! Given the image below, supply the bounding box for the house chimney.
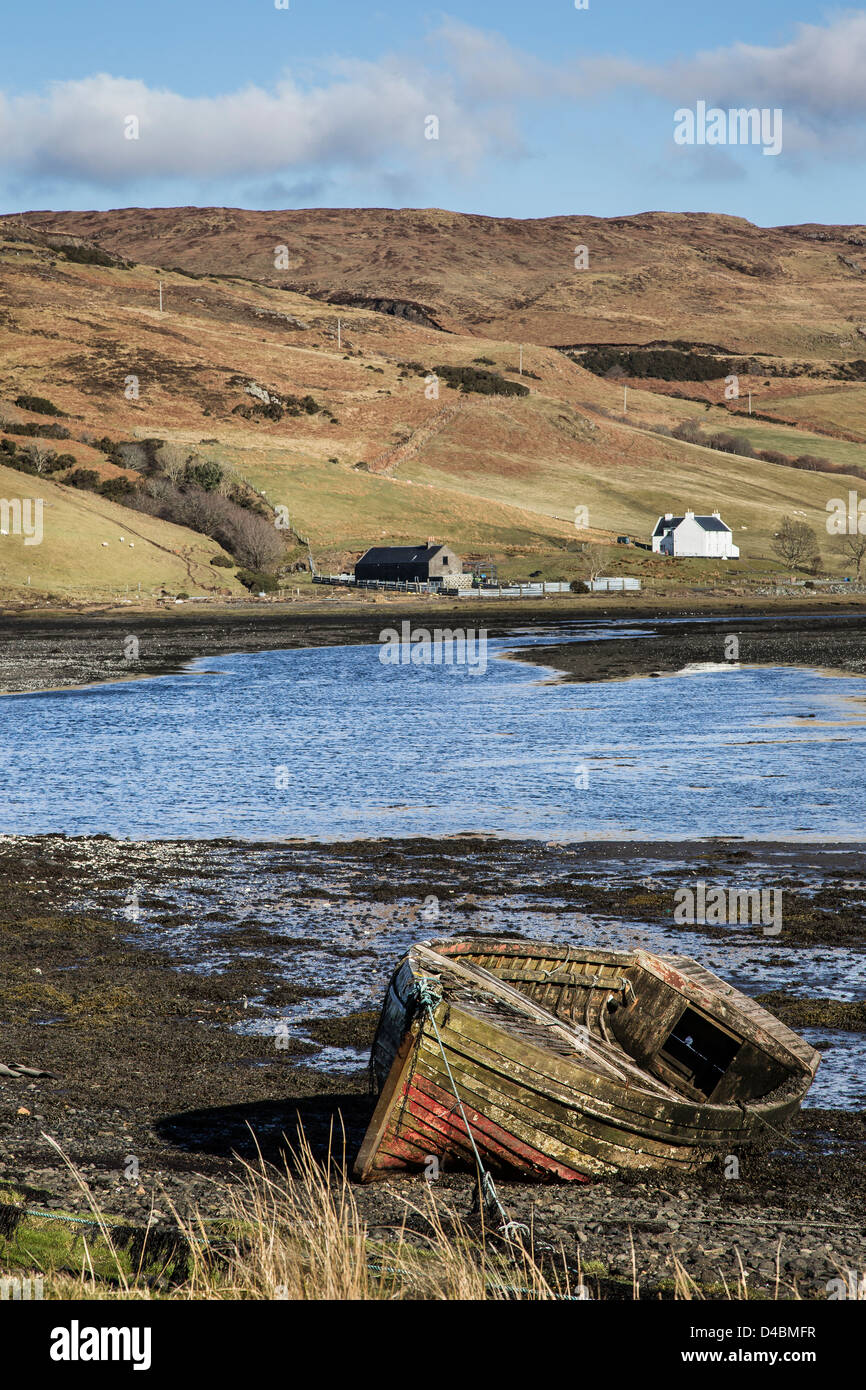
[664,512,674,520]
[427,535,436,546]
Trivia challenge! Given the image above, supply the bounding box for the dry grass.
[3,216,866,595]
[4,1131,846,1302]
[13,1130,566,1301]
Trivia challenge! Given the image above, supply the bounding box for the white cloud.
[2,14,866,192]
[438,13,866,153]
[0,62,482,187]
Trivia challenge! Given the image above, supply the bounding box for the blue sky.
[2,2,865,223]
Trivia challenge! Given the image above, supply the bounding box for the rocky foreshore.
[1,833,863,1299]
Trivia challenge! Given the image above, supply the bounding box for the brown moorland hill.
[2,214,866,596]
[11,207,866,356]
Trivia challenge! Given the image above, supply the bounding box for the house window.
[442,557,449,567]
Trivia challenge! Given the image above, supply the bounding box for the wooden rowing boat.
[354,938,820,1182]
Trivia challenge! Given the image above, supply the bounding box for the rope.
[3,1205,206,1243]
[411,976,529,1243]
[22,1208,105,1227]
[737,1103,811,1153]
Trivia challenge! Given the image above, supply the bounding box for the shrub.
[580,346,739,382]
[758,449,790,466]
[64,468,100,490]
[4,421,71,439]
[794,453,832,471]
[186,460,223,492]
[14,394,65,417]
[60,243,122,267]
[99,476,139,503]
[706,431,755,458]
[672,420,702,443]
[236,568,279,593]
[210,554,234,567]
[433,365,529,397]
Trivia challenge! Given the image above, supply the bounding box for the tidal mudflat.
[1,832,863,1298]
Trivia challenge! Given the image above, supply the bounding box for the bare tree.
[836,531,866,577]
[232,509,286,570]
[582,544,608,586]
[771,516,819,569]
[26,443,51,474]
[155,442,189,484]
[216,462,240,497]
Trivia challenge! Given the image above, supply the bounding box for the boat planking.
[354,938,820,1182]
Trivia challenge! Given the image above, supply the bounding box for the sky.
[2,1,865,224]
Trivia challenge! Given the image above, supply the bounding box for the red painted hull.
[376,1072,591,1182]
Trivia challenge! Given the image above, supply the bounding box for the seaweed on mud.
[754,993,866,1031]
[300,1011,380,1049]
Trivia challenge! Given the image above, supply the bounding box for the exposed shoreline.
[1,833,863,1298]
[1,604,864,1298]
[1,598,865,695]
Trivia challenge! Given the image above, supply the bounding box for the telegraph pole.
[158,281,164,314]
[337,318,342,351]
[519,344,523,375]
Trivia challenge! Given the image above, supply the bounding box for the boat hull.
[354,940,819,1183]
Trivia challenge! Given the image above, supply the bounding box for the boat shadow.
[153,1092,374,1168]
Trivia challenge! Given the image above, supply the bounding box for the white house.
[651,510,739,559]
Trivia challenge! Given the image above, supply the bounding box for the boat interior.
[426,939,818,1107]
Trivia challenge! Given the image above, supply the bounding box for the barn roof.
[357,544,446,564]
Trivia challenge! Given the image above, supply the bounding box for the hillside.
[2,210,866,599]
[12,207,866,356]
[0,461,244,602]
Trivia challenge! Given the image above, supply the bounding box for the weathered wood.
[356,938,819,1183]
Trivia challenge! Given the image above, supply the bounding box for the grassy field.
[764,384,866,440]
[0,463,245,598]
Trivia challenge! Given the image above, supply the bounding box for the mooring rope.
[737,1101,811,1153]
[412,975,529,1242]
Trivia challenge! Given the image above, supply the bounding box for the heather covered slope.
[2,213,866,596]
[13,206,866,354]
